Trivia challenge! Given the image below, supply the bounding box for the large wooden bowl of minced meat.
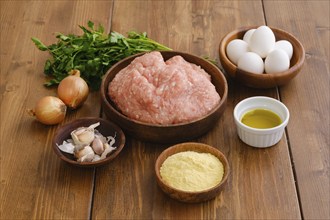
[100,51,228,143]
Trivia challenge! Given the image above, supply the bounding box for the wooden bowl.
[155,142,230,203]
[101,51,228,143]
[219,26,305,88]
[52,117,125,167]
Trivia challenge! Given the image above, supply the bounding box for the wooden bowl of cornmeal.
[155,142,230,203]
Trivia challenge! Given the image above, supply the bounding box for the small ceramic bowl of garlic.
[219,25,305,89]
[52,117,125,167]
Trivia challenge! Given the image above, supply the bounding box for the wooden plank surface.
[0,0,329,220]
[264,1,330,219]
[91,1,300,219]
[0,1,112,219]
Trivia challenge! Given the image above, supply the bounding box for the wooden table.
[1,1,329,219]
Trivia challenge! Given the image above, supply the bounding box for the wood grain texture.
[0,1,113,219]
[264,1,330,219]
[1,0,328,219]
[92,1,300,219]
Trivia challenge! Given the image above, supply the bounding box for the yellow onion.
[57,70,89,109]
[29,96,67,125]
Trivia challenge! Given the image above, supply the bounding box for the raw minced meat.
[108,51,220,125]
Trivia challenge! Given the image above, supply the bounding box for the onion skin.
[30,96,67,125]
[57,70,89,109]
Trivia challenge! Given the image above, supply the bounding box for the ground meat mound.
[108,51,221,125]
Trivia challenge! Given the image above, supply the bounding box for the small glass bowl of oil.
[233,96,290,148]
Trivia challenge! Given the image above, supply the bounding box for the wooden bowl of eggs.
[101,51,228,144]
[219,26,305,88]
[52,117,125,167]
[155,142,230,203]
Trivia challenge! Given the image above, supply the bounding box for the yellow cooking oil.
[241,108,282,129]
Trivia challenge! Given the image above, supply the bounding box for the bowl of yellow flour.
[155,142,230,203]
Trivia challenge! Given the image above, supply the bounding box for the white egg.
[265,49,290,73]
[249,26,276,58]
[226,39,249,65]
[275,40,293,59]
[237,52,264,74]
[243,29,256,44]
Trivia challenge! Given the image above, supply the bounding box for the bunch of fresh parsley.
[32,21,172,90]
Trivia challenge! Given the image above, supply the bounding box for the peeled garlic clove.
[92,137,104,155]
[76,130,94,144]
[78,152,95,162]
[74,146,94,160]
[71,123,100,149]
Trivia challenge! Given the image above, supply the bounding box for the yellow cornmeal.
[160,151,224,192]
